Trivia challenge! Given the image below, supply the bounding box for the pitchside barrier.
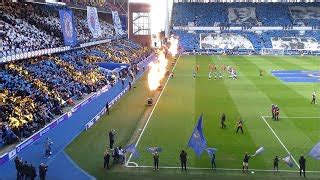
[0,54,154,166]
[182,49,320,56]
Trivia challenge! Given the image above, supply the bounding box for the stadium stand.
[172,2,320,27]
[71,0,126,14]
[0,39,152,147]
[1,5,63,56]
[0,2,117,57]
[175,30,320,52]
[172,3,320,52]
[73,9,115,43]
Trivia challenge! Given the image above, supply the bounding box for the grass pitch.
[66,55,320,179]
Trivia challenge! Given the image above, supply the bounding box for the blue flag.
[124,143,139,158]
[87,6,101,38]
[59,9,78,46]
[146,147,163,154]
[309,141,320,160]
[205,148,218,158]
[282,155,294,168]
[187,114,207,157]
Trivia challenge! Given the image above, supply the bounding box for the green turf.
[66,55,320,179]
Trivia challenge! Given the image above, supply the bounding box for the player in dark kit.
[242,152,251,173]
[211,153,216,170]
[180,150,187,171]
[108,129,115,150]
[299,156,306,177]
[14,156,22,179]
[236,119,244,134]
[106,101,110,115]
[273,156,279,172]
[221,113,226,129]
[153,152,159,170]
[104,149,110,169]
[275,106,280,121]
[311,91,316,104]
[271,104,275,120]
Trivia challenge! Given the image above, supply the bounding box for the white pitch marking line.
[127,162,138,167]
[216,55,222,61]
[126,165,320,173]
[126,55,181,166]
[262,116,320,119]
[260,116,300,168]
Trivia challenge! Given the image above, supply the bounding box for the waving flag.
[87,6,101,38]
[124,143,139,158]
[187,114,207,157]
[112,11,124,35]
[147,147,163,154]
[309,141,320,160]
[252,147,265,157]
[59,9,78,46]
[282,155,294,168]
[205,148,218,158]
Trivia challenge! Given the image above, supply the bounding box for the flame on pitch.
[168,36,179,57]
[148,51,168,91]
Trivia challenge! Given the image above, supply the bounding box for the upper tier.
[172,2,320,27]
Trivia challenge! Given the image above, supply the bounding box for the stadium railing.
[0,35,126,64]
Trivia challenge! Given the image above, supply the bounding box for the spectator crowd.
[0,39,152,147]
[0,2,117,58]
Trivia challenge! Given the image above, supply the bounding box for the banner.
[271,37,320,50]
[112,11,125,35]
[87,6,101,38]
[59,9,78,46]
[289,6,320,21]
[120,15,127,32]
[200,33,253,50]
[228,7,259,25]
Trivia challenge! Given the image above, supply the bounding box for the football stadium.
[0,0,320,179]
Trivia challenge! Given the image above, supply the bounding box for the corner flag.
[187,114,207,157]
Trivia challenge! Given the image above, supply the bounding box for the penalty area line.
[126,165,320,173]
[126,55,182,166]
[262,116,320,119]
[260,116,300,168]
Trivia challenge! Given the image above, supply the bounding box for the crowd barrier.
[0,35,126,64]
[1,46,71,63]
[182,49,320,56]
